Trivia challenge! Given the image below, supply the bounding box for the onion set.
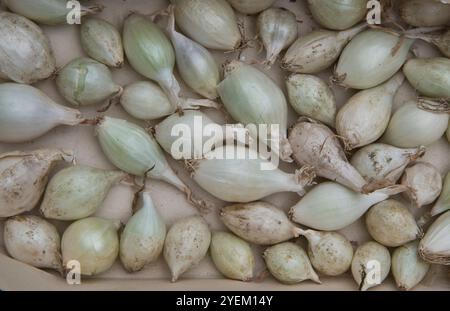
[392,242,430,291]
[431,172,450,216]
[307,0,367,30]
[419,211,450,265]
[227,0,275,14]
[399,0,450,27]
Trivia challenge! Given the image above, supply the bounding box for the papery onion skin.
[382,100,449,148]
[120,81,174,120]
[351,144,426,185]
[164,216,211,282]
[366,200,420,247]
[335,30,414,89]
[336,73,405,149]
[257,8,298,66]
[220,202,302,245]
[403,57,450,99]
[189,146,313,203]
[3,0,102,25]
[81,17,124,68]
[227,0,275,14]
[282,24,366,74]
[288,118,366,192]
[400,0,450,27]
[431,172,450,216]
[4,215,61,270]
[302,230,353,276]
[307,0,367,30]
[0,12,56,84]
[0,83,83,143]
[172,0,241,50]
[351,241,391,291]
[40,166,127,221]
[286,74,336,127]
[56,57,122,107]
[289,182,406,231]
[263,242,321,285]
[401,162,442,208]
[392,241,430,291]
[210,231,255,281]
[120,192,166,272]
[61,217,120,276]
[419,211,450,265]
[0,149,73,217]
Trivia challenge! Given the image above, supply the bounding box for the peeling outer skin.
[0,149,74,217]
[288,117,367,193]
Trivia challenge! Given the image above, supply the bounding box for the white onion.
[409,30,450,58]
[431,172,450,216]
[400,0,450,27]
[0,83,83,143]
[307,0,367,30]
[419,211,450,265]
[227,0,275,14]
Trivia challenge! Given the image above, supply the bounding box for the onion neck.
[157,71,181,111]
[337,22,367,43]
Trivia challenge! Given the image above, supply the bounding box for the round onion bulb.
[4,215,61,271]
[307,0,367,30]
[365,199,421,247]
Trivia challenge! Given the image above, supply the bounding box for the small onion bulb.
[307,0,367,30]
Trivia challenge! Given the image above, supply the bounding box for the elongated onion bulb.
[61,217,120,276]
[282,24,366,74]
[288,118,367,192]
[0,149,73,217]
[336,73,405,149]
[227,0,275,14]
[286,74,337,127]
[351,144,426,185]
[409,30,450,58]
[189,146,314,203]
[257,8,298,66]
[419,211,450,265]
[164,216,211,282]
[40,166,127,221]
[382,100,449,148]
[0,83,83,143]
[120,192,166,272]
[172,0,241,50]
[0,12,56,84]
[4,215,61,270]
[431,172,450,216]
[335,30,414,89]
[289,182,406,231]
[351,241,391,291]
[392,242,430,291]
[220,202,303,245]
[400,0,450,27]
[307,0,367,30]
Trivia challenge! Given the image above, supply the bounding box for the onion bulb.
[0,12,56,84]
[218,60,292,162]
[120,191,166,272]
[392,241,430,291]
[399,0,450,27]
[0,83,83,143]
[351,241,391,291]
[307,0,367,30]
[80,17,124,68]
[282,23,366,74]
[351,144,426,186]
[172,0,241,50]
[403,57,450,99]
[334,30,414,89]
[164,216,211,282]
[4,215,61,271]
[188,146,315,203]
[3,0,102,25]
[408,30,450,58]
[419,211,450,265]
[263,242,321,285]
[366,200,421,247]
[56,57,122,107]
[336,73,405,149]
[289,182,406,231]
[286,74,337,127]
[382,100,449,148]
[257,8,298,66]
[401,162,442,208]
[40,166,127,221]
[61,217,120,276]
[220,201,303,245]
[431,172,450,216]
[227,0,275,14]
[288,118,367,192]
[0,149,73,217]
[210,231,255,281]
